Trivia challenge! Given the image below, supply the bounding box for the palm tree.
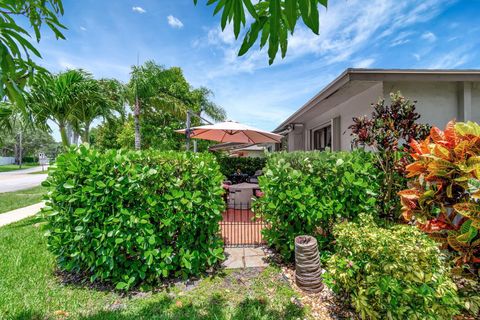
[191,87,226,122]
[128,61,190,150]
[28,69,92,147]
[72,78,125,143]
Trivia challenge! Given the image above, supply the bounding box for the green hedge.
[325,215,460,319]
[254,150,381,261]
[42,145,225,290]
[215,154,266,177]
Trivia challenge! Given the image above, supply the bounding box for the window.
[312,125,332,151]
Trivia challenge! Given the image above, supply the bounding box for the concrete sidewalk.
[222,247,269,269]
[0,202,45,227]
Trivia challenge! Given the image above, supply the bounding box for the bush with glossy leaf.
[254,150,381,261]
[215,154,266,177]
[325,215,460,319]
[42,145,225,290]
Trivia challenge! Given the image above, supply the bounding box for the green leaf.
[239,18,265,56]
[63,181,74,189]
[115,282,128,290]
[284,0,298,32]
[243,0,258,19]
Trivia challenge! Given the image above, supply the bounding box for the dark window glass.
[312,125,332,151]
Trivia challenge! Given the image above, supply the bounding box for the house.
[209,142,274,157]
[274,69,480,151]
[230,145,266,158]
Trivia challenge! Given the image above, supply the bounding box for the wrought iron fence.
[220,202,265,247]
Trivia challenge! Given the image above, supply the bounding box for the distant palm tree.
[128,61,189,150]
[72,78,126,143]
[28,69,91,147]
[191,87,226,122]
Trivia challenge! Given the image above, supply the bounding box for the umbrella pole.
[186,110,191,151]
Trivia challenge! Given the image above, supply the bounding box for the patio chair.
[247,170,263,184]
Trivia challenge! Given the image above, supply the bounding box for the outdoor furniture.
[247,169,263,184]
[230,172,249,184]
[222,181,232,202]
[228,182,259,209]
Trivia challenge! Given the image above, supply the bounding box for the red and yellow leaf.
[453,202,480,222]
[444,120,458,147]
[430,127,445,144]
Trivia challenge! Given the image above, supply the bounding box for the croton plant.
[399,120,480,274]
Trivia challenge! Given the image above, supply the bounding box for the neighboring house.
[209,142,274,157]
[230,145,266,158]
[274,69,480,151]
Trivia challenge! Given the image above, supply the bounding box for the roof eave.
[273,69,351,132]
[274,68,480,132]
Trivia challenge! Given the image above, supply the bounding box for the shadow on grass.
[81,293,304,320]
[10,310,44,320]
[7,216,45,229]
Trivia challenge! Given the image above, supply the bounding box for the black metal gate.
[219,202,265,247]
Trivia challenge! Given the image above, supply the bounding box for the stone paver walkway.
[0,202,45,227]
[222,247,269,269]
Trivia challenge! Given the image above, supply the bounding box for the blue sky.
[32,0,480,139]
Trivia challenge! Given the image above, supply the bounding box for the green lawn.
[0,186,47,214]
[0,163,38,172]
[0,217,308,319]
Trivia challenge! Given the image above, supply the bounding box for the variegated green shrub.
[254,150,381,261]
[42,145,225,290]
[325,215,460,319]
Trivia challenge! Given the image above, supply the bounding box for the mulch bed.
[280,266,358,320]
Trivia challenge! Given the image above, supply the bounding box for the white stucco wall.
[0,157,15,165]
[383,81,459,128]
[472,82,480,122]
[302,83,383,151]
[285,80,480,152]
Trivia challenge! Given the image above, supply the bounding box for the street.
[0,166,48,193]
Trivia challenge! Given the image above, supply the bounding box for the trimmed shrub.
[325,215,460,320]
[215,154,266,177]
[42,145,225,290]
[254,150,381,261]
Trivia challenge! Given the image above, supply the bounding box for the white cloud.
[354,58,375,68]
[421,31,437,42]
[390,31,413,47]
[80,26,87,31]
[208,25,235,45]
[413,53,421,61]
[200,0,452,78]
[167,15,184,29]
[132,6,146,14]
[426,47,472,69]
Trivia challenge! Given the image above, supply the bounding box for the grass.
[0,186,47,214]
[0,163,38,172]
[0,217,308,320]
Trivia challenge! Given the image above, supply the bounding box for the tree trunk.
[18,131,22,169]
[73,132,79,146]
[134,96,141,150]
[14,142,19,165]
[66,123,73,145]
[82,123,90,144]
[59,123,70,148]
